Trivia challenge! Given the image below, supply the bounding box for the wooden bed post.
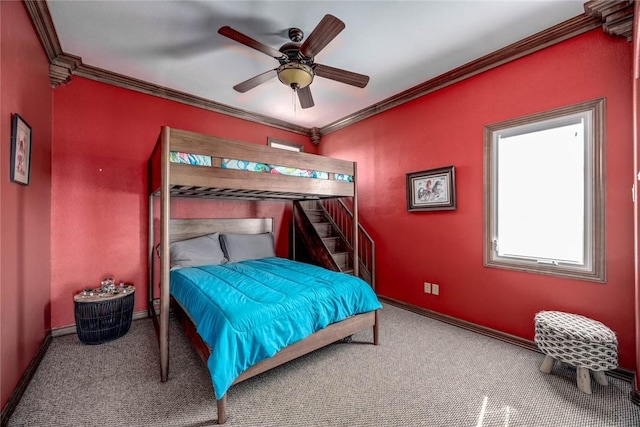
[352,162,359,278]
[217,396,227,424]
[352,162,378,345]
[160,126,171,382]
[148,193,154,318]
[291,203,297,261]
[374,310,379,345]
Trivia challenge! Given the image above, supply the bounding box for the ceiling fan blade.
[233,69,278,93]
[299,14,345,58]
[218,26,284,59]
[297,86,314,109]
[314,63,370,88]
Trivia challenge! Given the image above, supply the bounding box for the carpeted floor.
[8,303,640,426]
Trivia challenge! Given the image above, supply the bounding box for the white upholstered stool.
[534,311,618,394]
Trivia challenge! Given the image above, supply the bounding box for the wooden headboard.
[169,218,273,243]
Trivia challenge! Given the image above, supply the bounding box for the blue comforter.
[170,257,382,399]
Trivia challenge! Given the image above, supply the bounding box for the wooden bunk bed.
[147,126,380,424]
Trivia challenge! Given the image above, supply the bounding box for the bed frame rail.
[149,127,355,198]
[172,297,378,424]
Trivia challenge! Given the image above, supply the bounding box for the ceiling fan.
[218,14,370,109]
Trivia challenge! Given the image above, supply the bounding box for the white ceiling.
[47,0,586,129]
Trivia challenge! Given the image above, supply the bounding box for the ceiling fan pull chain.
[292,88,297,115]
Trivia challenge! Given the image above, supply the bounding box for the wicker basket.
[74,290,135,345]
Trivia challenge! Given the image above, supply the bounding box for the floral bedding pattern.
[222,159,329,179]
[170,151,211,166]
[169,151,352,182]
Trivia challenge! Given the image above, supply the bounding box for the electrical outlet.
[432,284,439,295]
[423,282,431,294]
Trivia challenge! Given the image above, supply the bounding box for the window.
[267,137,303,152]
[484,99,605,282]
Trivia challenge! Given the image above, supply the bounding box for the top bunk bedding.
[170,257,382,400]
[170,152,353,182]
[150,127,356,200]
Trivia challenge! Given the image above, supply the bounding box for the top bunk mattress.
[170,257,382,399]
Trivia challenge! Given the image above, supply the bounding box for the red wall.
[0,1,53,411]
[51,77,314,328]
[320,30,636,369]
[1,3,634,414]
[634,0,640,392]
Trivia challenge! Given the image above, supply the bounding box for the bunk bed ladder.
[293,199,375,290]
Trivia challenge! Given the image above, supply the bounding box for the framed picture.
[406,165,456,211]
[267,137,303,152]
[10,114,32,185]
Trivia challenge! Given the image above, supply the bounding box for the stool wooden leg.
[577,367,592,394]
[592,370,609,386]
[540,355,555,374]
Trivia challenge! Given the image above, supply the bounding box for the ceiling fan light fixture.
[277,63,313,90]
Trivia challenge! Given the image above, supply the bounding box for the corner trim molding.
[22,0,80,87]
[584,0,634,41]
[0,332,52,427]
[49,53,82,87]
[319,13,601,135]
[379,296,636,383]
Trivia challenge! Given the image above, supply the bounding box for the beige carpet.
[8,303,640,426]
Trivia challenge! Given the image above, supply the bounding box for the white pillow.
[169,233,226,270]
[219,232,275,262]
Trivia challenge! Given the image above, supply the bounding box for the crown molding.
[49,53,82,87]
[23,0,80,87]
[309,127,321,145]
[22,1,311,136]
[584,0,634,42]
[72,61,310,135]
[319,13,602,136]
[72,63,311,135]
[23,0,60,61]
[25,2,622,140]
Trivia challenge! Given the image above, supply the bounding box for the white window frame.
[483,99,606,282]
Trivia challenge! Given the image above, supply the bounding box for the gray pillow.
[219,232,275,262]
[169,233,226,270]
